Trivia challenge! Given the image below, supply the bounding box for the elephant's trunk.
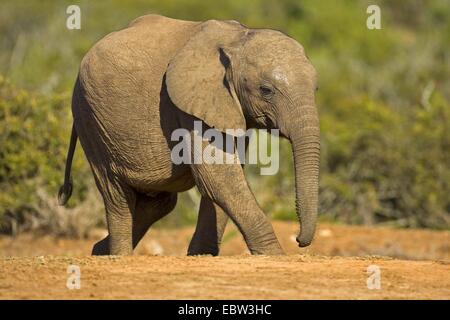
[287,105,320,247]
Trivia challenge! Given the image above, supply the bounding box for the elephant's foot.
[187,239,219,256]
[246,235,285,255]
[249,245,285,255]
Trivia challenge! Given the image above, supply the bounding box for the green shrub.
[0,76,103,236]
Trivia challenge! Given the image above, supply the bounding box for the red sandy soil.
[0,221,449,299]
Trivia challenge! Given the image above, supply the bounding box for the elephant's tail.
[58,123,78,206]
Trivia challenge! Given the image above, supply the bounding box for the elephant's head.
[166,20,320,247]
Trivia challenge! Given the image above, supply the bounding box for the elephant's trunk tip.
[296,232,315,247]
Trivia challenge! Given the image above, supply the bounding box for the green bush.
[0,76,102,235]
[319,93,450,228]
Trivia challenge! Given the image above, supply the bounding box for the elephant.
[58,14,320,256]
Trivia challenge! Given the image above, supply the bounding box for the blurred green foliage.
[0,0,449,233]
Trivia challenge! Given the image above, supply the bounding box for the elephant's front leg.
[188,196,228,256]
[189,139,284,255]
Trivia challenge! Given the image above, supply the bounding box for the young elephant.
[58,15,320,256]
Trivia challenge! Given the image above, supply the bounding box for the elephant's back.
[78,14,198,110]
[74,15,198,191]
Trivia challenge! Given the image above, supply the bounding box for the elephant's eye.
[259,85,275,99]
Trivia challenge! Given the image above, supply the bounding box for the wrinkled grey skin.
[58,15,320,256]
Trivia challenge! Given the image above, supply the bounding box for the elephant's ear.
[166,20,247,134]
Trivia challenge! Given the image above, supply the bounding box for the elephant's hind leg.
[91,174,136,256]
[188,196,228,256]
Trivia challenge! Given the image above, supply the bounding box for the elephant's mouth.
[253,112,279,132]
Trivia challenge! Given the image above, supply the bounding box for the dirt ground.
[0,221,449,299]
